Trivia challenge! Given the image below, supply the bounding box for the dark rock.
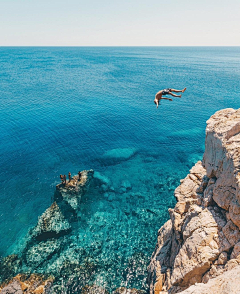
[100,184,108,192]
[0,255,22,284]
[119,187,127,194]
[24,240,62,268]
[109,186,115,192]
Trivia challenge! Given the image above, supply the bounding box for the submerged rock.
[119,187,127,194]
[24,240,62,268]
[107,192,115,202]
[119,180,132,194]
[121,180,132,191]
[29,202,71,242]
[112,287,145,294]
[0,255,22,284]
[101,148,137,165]
[94,172,111,186]
[81,284,109,294]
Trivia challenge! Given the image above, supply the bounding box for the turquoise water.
[0,47,240,290]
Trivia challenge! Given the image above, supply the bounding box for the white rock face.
[148,108,240,294]
[0,279,23,294]
[179,264,240,294]
[203,108,240,229]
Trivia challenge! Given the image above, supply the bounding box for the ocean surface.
[0,47,240,291]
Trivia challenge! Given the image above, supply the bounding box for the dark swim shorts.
[162,88,171,95]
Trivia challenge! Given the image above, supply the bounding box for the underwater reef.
[2,108,240,294]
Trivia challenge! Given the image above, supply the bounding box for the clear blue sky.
[0,0,240,46]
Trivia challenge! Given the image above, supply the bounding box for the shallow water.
[0,47,240,290]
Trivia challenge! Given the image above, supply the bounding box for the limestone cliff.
[148,108,240,293]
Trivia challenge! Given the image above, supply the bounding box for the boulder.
[178,265,240,294]
[55,170,94,211]
[0,279,22,294]
[0,274,53,294]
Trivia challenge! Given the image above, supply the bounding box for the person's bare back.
[154,87,186,108]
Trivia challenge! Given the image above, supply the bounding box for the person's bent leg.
[170,88,186,93]
[154,99,159,108]
[171,89,183,93]
[170,89,182,93]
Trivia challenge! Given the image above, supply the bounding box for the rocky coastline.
[148,108,240,293]
[0,170,95,293]
[2,108,240,293]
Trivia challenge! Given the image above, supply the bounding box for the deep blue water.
[0,47,240,289]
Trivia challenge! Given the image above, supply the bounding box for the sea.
[0,47,240,291]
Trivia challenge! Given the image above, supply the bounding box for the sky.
[0,0,240,46]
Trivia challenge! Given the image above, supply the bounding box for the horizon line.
[1,45,240,48]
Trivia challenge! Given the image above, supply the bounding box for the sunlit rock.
[0,279,22,294]
[178,265,240,294]
[0,274,53,294]
[148,108,240,293]
[55,169,94,211]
